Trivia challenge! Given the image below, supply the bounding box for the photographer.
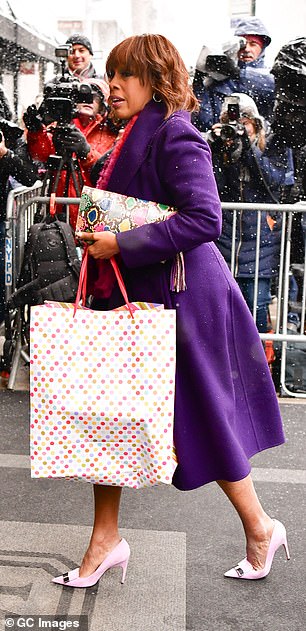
[24,78,119,230]
[192,17,275,132]
[0,121,39,324]
[65,34,102,79]
[207,93,290,336]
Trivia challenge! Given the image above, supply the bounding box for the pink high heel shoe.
[224,519,290,580]
[52,538,130,588]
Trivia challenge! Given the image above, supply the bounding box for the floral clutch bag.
[76,186,177,234]
[76,186,186,292]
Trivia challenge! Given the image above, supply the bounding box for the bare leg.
[217,474,274,570]
[79,485,122,577]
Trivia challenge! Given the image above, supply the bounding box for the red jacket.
[27,114,117,229]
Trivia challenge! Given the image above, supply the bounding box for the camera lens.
[220,124,237,141]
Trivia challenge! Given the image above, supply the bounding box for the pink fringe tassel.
[170,252,186,292]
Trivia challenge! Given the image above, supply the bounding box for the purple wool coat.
[102,99,285,491]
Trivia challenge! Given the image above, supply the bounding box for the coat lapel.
[107,100,166,194]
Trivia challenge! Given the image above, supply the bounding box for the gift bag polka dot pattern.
[30,305,177,488]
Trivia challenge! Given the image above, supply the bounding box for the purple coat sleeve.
[116,115,222,269]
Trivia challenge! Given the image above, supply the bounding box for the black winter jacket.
[0,137,39,221]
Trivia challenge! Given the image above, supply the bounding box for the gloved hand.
[23,105,43,132]
[52,125,90,159]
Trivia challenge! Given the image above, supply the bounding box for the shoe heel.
[224,520,290,581]
[283,539,290,560]
[120,557,129,584]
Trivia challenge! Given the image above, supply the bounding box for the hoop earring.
[153,92,162,103]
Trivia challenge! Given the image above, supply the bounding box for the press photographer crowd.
[0,21,306,390]
[191,19,306,388]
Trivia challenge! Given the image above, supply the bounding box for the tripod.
[41,151,84,198]
[37,146,83,220]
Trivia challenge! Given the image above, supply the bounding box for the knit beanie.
[66,34,93,55]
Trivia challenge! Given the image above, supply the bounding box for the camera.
[208,96,247,163]
[0,118,23,145]
[204,53,239,80]
[196,37,246,81]
[219,96,245,142]
[38,45,93,126]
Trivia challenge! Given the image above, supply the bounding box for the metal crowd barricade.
[221,201,306,398]
[2,194,306,397]
[3,193,80,390]
[5,182,43,301]
[3,184,42,389]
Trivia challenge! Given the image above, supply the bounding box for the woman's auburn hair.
[106,34,199,118]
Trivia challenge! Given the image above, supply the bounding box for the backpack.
[9,218,81,308]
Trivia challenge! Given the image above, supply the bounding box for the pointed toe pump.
[224,519,290,580]
[52,538,130,588]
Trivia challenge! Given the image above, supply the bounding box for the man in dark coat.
[192,17,275,132]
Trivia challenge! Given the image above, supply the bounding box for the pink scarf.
[96,114,139,190]
[87,114,139,300]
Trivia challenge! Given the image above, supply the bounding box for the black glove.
[23,105,43,132]
[53,125,90,159]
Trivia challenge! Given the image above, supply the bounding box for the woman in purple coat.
[53,34,289,589]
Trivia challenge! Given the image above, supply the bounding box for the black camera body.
[39,80,93,126]
[209,96,247,163]
[38,45,93,126]
[196,37,247,81]
[219,121,245,142]
[219,96,245,143]
[0,118,23,146]
[205,54,240,80]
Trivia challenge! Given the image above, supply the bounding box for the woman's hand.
[76,231,120,259]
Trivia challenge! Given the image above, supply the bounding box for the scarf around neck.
[96,114,139,190]
[86,114,139,300]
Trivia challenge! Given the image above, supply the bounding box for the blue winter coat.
[192,19,275,132]
[211,130,288,277]
[99,99,285,490]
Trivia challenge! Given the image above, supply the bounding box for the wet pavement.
[0,367,305,630]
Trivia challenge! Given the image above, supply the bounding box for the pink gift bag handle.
[74,248,135,318]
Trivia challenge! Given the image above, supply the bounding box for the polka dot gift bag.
[30,252,177,489]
